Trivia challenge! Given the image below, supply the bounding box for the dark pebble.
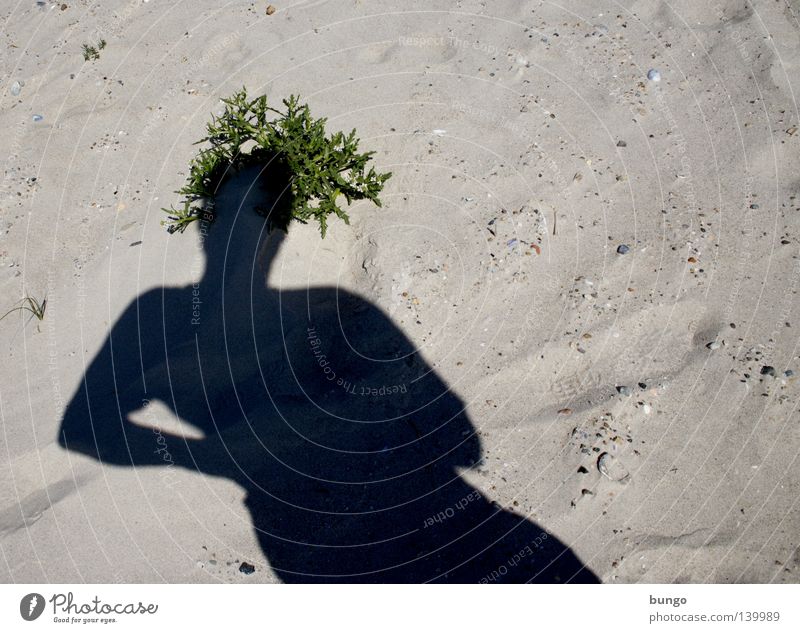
[238,562,255,575]
[617,244,630,255]
[760,366,776,377]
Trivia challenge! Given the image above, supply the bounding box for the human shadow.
[58,166,598,583]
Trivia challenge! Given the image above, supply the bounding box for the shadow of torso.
[59,173,598,583]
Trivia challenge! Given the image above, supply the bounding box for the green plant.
[82,44,98,61]
[82,39,106,61]
[161,88,391,237]
[0,295,47,324]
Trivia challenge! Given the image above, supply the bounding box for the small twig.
[553,209,557,236]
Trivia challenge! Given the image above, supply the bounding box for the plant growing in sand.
[82,39,106,61]
[0,295,47,324]
[162,88,391,237]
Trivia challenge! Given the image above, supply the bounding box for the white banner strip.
[1,584,798,631]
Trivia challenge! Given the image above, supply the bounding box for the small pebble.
[616,140,627,147]
[707,341,720,350]
[783,370,794,378]
[238,562,255,575]
[647,68,661,82]
[760,366,776,377]
[10,81,21,96]
[616,385,632,397]
[265,4,276,15]
[616,244,630,255]
[32,114,43,122]
[643,403,652,415]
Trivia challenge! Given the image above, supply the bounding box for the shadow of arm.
[58,293,199,468]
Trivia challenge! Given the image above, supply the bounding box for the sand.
[1,0,799,583]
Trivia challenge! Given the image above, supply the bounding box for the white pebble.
[647,69,661,82]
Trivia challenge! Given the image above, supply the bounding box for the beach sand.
[1,0,799,582]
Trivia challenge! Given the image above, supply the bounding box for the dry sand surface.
[1,0,799,583]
